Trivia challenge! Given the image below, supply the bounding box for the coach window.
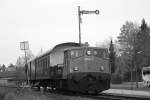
[42,59,44,68]
[38,61,40,68]
[43,59,44,68]
[103,51,107,58]
[46,57,48,68]
[45,60,47,68]
[48,57,49,67]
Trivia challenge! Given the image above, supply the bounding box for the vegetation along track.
[1,85,150,100]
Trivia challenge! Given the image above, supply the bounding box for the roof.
[51,42,80,52]
[64,46,108,51]
[36,42,80,58]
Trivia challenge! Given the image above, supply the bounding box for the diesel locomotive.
[9,42,111,94]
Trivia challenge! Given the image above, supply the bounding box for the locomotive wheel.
[36,86,40,91]
[94,90,99,95]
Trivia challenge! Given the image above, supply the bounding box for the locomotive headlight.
[100,66,104,71]
[86,50,92,56]
[73,66,79,71]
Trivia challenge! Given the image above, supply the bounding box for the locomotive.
[26,42,111,93]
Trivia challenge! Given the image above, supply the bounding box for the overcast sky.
[0,0,150,66]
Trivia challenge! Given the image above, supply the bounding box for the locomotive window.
[94,49,107,58]
[70,49,83,58]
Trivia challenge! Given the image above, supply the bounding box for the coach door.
[63,50,70,78]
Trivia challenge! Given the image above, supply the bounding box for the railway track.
[0,85,150,100]
[39,88,150,100]
[44,89,150,100]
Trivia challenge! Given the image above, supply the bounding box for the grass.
[0,87,97,100]
[2,82,149,100]
[0,86,18,100]
[4,92,48,100]
[3,92,97,100]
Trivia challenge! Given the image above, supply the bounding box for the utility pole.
[20,41,30,85]
[78,6,81,45]
[78,6,99,45]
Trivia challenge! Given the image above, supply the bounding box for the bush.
[111,73,123,84]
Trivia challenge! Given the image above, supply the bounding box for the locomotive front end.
[63,47,111,93]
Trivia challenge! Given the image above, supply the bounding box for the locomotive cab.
[62,47,111,93]
[63,47,110,76]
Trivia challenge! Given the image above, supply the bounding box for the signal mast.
[78,6,99,45]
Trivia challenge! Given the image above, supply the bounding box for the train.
[142,67,150,87]
[27,42,111,93]
[0,42,111,94]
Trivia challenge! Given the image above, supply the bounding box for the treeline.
[110,19,150,83]
[0,64,16,72]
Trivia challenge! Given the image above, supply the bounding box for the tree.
[117,21,142,84]
[0,64,2,72]
[117,20,150,84]
[1,64,6,72]
[16,56,23,67]
[7,63,16,71]
[136,19,150,67]
[25,50,35,61]
[109,39,116,74]
[16,50,34,67]
[117,21,139,72]
[8,63,15,68]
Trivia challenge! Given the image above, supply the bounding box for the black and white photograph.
[0,0,150,100]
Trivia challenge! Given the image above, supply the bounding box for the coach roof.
[35,42,80,58]
[51,42,80,51]
[64,46,108,51]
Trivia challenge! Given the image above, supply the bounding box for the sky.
[0,0,150,66]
